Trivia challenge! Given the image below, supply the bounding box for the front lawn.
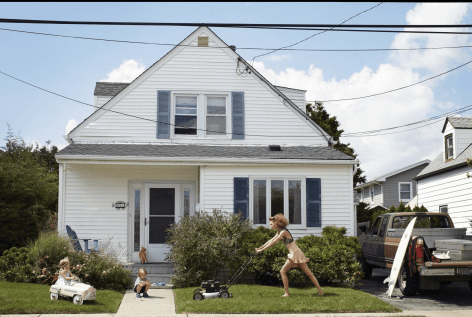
[0,280,124,314]
[174,284,402,314]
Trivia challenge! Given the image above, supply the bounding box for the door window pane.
[134,190,141,252]
[253,180,266,224]
[184,190,190,217]
[271,180,284,217]
[289,180,301,225]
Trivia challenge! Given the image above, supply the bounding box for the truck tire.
[398,261,418,296]
[360,255,373,279]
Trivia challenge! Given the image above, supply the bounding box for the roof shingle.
[94,82,129,96]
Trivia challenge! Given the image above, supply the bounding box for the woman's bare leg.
[280,259,294,297]
[299,263,323,294]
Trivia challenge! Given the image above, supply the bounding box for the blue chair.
[66,225,99,254]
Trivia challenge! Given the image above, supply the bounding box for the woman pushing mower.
[255,213,324,297]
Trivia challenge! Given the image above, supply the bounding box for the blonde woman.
[256,213,324,297]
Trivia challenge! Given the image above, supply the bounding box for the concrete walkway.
[3,288,472,316]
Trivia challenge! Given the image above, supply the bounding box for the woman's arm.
[256,234,278,250]
[258,231,285,252]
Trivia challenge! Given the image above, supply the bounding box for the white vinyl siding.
[274,86,306,112]
[72,33,326,146]
[418,165,472,235]
[58,163,198,262]
[200,164,355,237]
[454,128,472,159]
[93,96,112,113]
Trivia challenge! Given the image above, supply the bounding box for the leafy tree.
[356,202,374,223]
[0,125,58,254]
[306,102,366,187]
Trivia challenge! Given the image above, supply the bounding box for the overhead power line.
[1,69,471,138]
[252,2,383,61]
[2,18,472,28]
[310,59,472,103]
[2,26,472,52]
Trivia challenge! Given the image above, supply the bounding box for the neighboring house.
[55,27,357,264]
[415,117,472,235]
[354,160,431,211]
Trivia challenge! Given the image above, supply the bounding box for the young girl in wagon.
[256,213,324,297]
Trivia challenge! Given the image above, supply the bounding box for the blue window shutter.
[157,90,171,139]
[232,92,245,140]
[306,178,321,227]
[234,177,249,219]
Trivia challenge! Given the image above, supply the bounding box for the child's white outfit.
[134,276,148,293]
[55,270,72,286]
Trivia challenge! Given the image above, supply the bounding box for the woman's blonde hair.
[269,213,288,229]
[138,267,147,275]
[59,257,70,268]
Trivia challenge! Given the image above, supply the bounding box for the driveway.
[355,268,472,311]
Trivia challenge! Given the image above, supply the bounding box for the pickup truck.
[358,212,472,296]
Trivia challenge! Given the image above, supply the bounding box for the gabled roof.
[68,26,331,143]
[56,144,354,162]
[355,159,431,189]
[441,116,472,133]
[415,143,472,180]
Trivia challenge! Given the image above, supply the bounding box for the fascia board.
[68,27,209,140]
[56,154,357,166]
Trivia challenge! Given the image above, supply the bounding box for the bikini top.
[281,229,294,245]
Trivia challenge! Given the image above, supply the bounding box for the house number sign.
[112,201,129,209]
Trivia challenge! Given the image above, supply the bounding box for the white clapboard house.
[55,27,357,263]
[415,117,472,235]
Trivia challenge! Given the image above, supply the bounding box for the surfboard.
[383,217,417,297]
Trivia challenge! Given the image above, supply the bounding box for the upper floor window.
[399,182,412,202]
[370,186,374,200]
[445,134,453,160]
[175,96,198,135]
[439,205,448,213]
[173,93,230,138]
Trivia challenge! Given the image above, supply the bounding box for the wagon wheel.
[73,295,84,305]
[193,292,203,301]
[219,290,230,299]
[50,292,58,300]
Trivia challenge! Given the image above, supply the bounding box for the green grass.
[0,280,124,314]
[174,284,402,314]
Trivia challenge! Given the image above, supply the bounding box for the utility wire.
[2,18,472,28]
[2,26,472,52]
[252,2,383,61]
[1,69,470,138]
[312,60,472,103]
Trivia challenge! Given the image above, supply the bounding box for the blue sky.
[1,2,471,179]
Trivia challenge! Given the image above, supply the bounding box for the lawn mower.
[193,251,258,300]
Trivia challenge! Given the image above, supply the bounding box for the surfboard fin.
[383,276,390,284]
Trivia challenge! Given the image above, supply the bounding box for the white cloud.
[100,59,146,83]
[65,119,79,134]
[265,54,292,62]
[390,3,471,74]
[253,60,444,180]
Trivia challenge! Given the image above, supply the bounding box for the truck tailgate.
[425,261,472,267]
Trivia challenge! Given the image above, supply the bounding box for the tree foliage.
[0,125,59,254]
[306,102,366,187]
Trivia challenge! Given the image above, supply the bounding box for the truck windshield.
[392,215,452,229]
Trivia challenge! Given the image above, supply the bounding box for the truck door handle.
[145,218,147,226]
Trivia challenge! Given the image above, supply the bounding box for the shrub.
[165,209,254,288]
[235,226,363,287]
[0,231,132,291]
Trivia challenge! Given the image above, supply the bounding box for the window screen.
[206,96,226,135]
[175,96,197,135]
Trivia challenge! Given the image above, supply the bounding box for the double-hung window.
[445,134,453,160]
[399,182,412,202]
[173,93,229,138]
[175,96,198,135]
[206,96,227,136]
[252,178,303,226]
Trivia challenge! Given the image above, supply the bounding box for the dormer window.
[445,134,453,160]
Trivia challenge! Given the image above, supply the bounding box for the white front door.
[144,183,181,262]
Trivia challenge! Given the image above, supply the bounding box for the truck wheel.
[398,261,418,296]
[360,256,373,279]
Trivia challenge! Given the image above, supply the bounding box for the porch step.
[123,262,175,289]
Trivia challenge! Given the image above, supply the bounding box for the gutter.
[55,154,357,166]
